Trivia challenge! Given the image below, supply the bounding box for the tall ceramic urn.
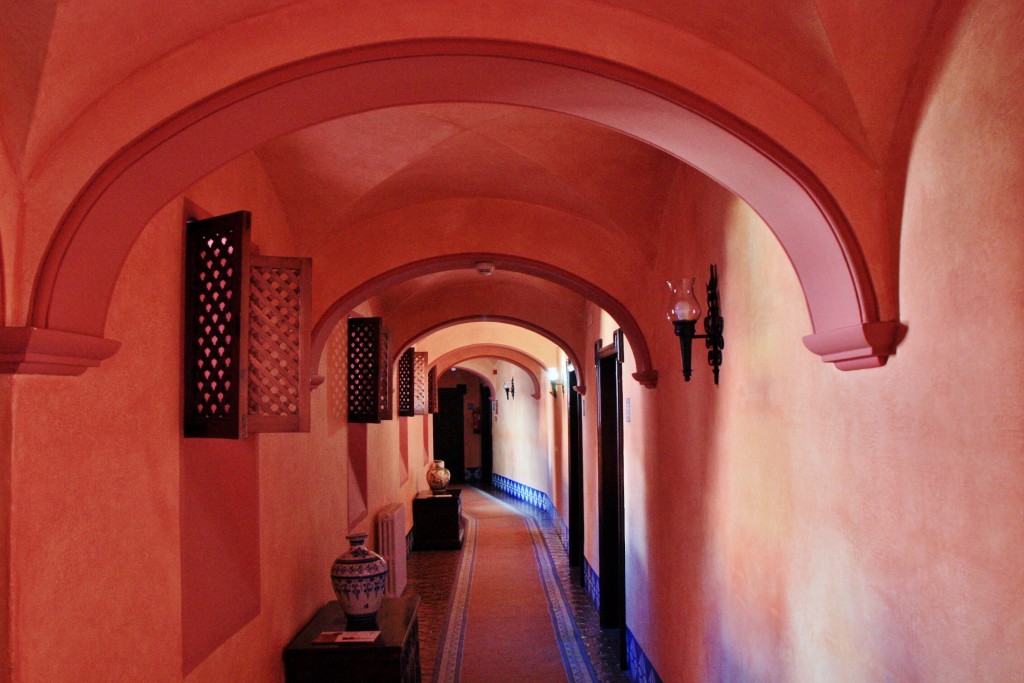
[426,459,451,493]
[330,533,388,625]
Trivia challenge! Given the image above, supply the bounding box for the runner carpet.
[433,487,598,683]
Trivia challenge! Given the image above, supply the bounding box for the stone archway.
[431,344,549,400]
[312,254,619,390]
[17,40,899,374]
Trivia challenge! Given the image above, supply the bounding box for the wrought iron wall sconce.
[546,367,563,396]
[503,377,515,400]
[667,265,725,384]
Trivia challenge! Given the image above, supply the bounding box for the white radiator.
[376,503,408,597]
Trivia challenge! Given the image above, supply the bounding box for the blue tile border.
[490,473,569,557]
[491,473,552,512]
[553,515,569,553]
[582,557,600,612]
[626,628,666,683]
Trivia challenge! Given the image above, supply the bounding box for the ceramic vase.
[330,533,388,625]
[426,459,451,493]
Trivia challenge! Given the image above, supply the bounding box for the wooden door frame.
[568,365,584,573]
[595,330,627,669]
[433,385,467,484]
[479,383,493,484]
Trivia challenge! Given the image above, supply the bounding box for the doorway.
[596,332,626,669]
[567,366,584,574]
[479,384,494,484]
[434,386,467,484]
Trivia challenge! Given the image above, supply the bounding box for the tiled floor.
[405,485,631,683]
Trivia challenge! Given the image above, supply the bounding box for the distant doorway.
[434,385,467,484]
[596,332,626,669]
[479,385,494,484]
[567,366,584,573]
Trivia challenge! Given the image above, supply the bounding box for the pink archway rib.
[24,39,898,375]
[432,345,547,400]
[311,255,612,388]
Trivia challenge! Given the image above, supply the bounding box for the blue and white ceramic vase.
[330,532,388,624]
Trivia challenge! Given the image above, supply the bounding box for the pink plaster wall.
[179,436,260,675]
[612,7,1024,679]
[9,199,186,680]
[5,154,360,680]
[0,375,11,683]
[491,360,555,497]
[3,4,1022,681]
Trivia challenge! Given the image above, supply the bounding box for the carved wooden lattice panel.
[328,322,347,422]
[413,352,428,416]
[427,366,438,414]
[397,348,415,417]
[348,317,383,423]
[248,255,311,433]
[183,211,251,439]
[379,329,393,421]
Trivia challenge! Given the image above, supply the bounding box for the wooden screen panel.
[397,348,414,417]
[379,329,393,421]
[413,352,428,416]
[428,366,438,414]
[348,317,383,423]
[247,255,312,433]
[328,322,347,423]
[184,211,251,439]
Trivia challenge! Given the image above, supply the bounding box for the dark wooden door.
[597,339,626,669]
[568,368,584,572]
[433,387,466,484]
[479,385,493,484]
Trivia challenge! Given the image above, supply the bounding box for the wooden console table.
[283,596,420,682]
[412,488,465,550]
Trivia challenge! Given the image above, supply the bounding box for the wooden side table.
[283,596,420,682]
[412,488,465,550]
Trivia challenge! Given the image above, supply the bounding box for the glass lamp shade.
[546,367,560,382]
[667,279,702,322]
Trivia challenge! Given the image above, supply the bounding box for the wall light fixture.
[667,265,725,384]
[546,367,563,396]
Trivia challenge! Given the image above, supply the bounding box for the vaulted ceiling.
[0,0,950,371]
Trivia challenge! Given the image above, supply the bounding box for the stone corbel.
[802,321,906,370]
[0,327,121,375]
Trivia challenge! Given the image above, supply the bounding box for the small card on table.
[313,630,380,644]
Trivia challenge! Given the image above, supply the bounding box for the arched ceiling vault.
[397,317,583,397]
[315,256,597,392]
[431,345,549,401]
[364,269,586,372]
[6,39,905,374]
[3,0,945,175]
[438,365,498,400]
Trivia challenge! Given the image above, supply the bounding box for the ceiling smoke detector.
[475,261,496,276]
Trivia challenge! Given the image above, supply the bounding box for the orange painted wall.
[2,4,1022,682]
[491,360,555,496]
[603,7,1024,679]
[4,153,423,680]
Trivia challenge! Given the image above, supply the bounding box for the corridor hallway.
[407,487,630,683]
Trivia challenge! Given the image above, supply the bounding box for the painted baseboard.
[491,473,552,512]
[583,557,600,612]
[583,558,665,683]
[626,628,666,683]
